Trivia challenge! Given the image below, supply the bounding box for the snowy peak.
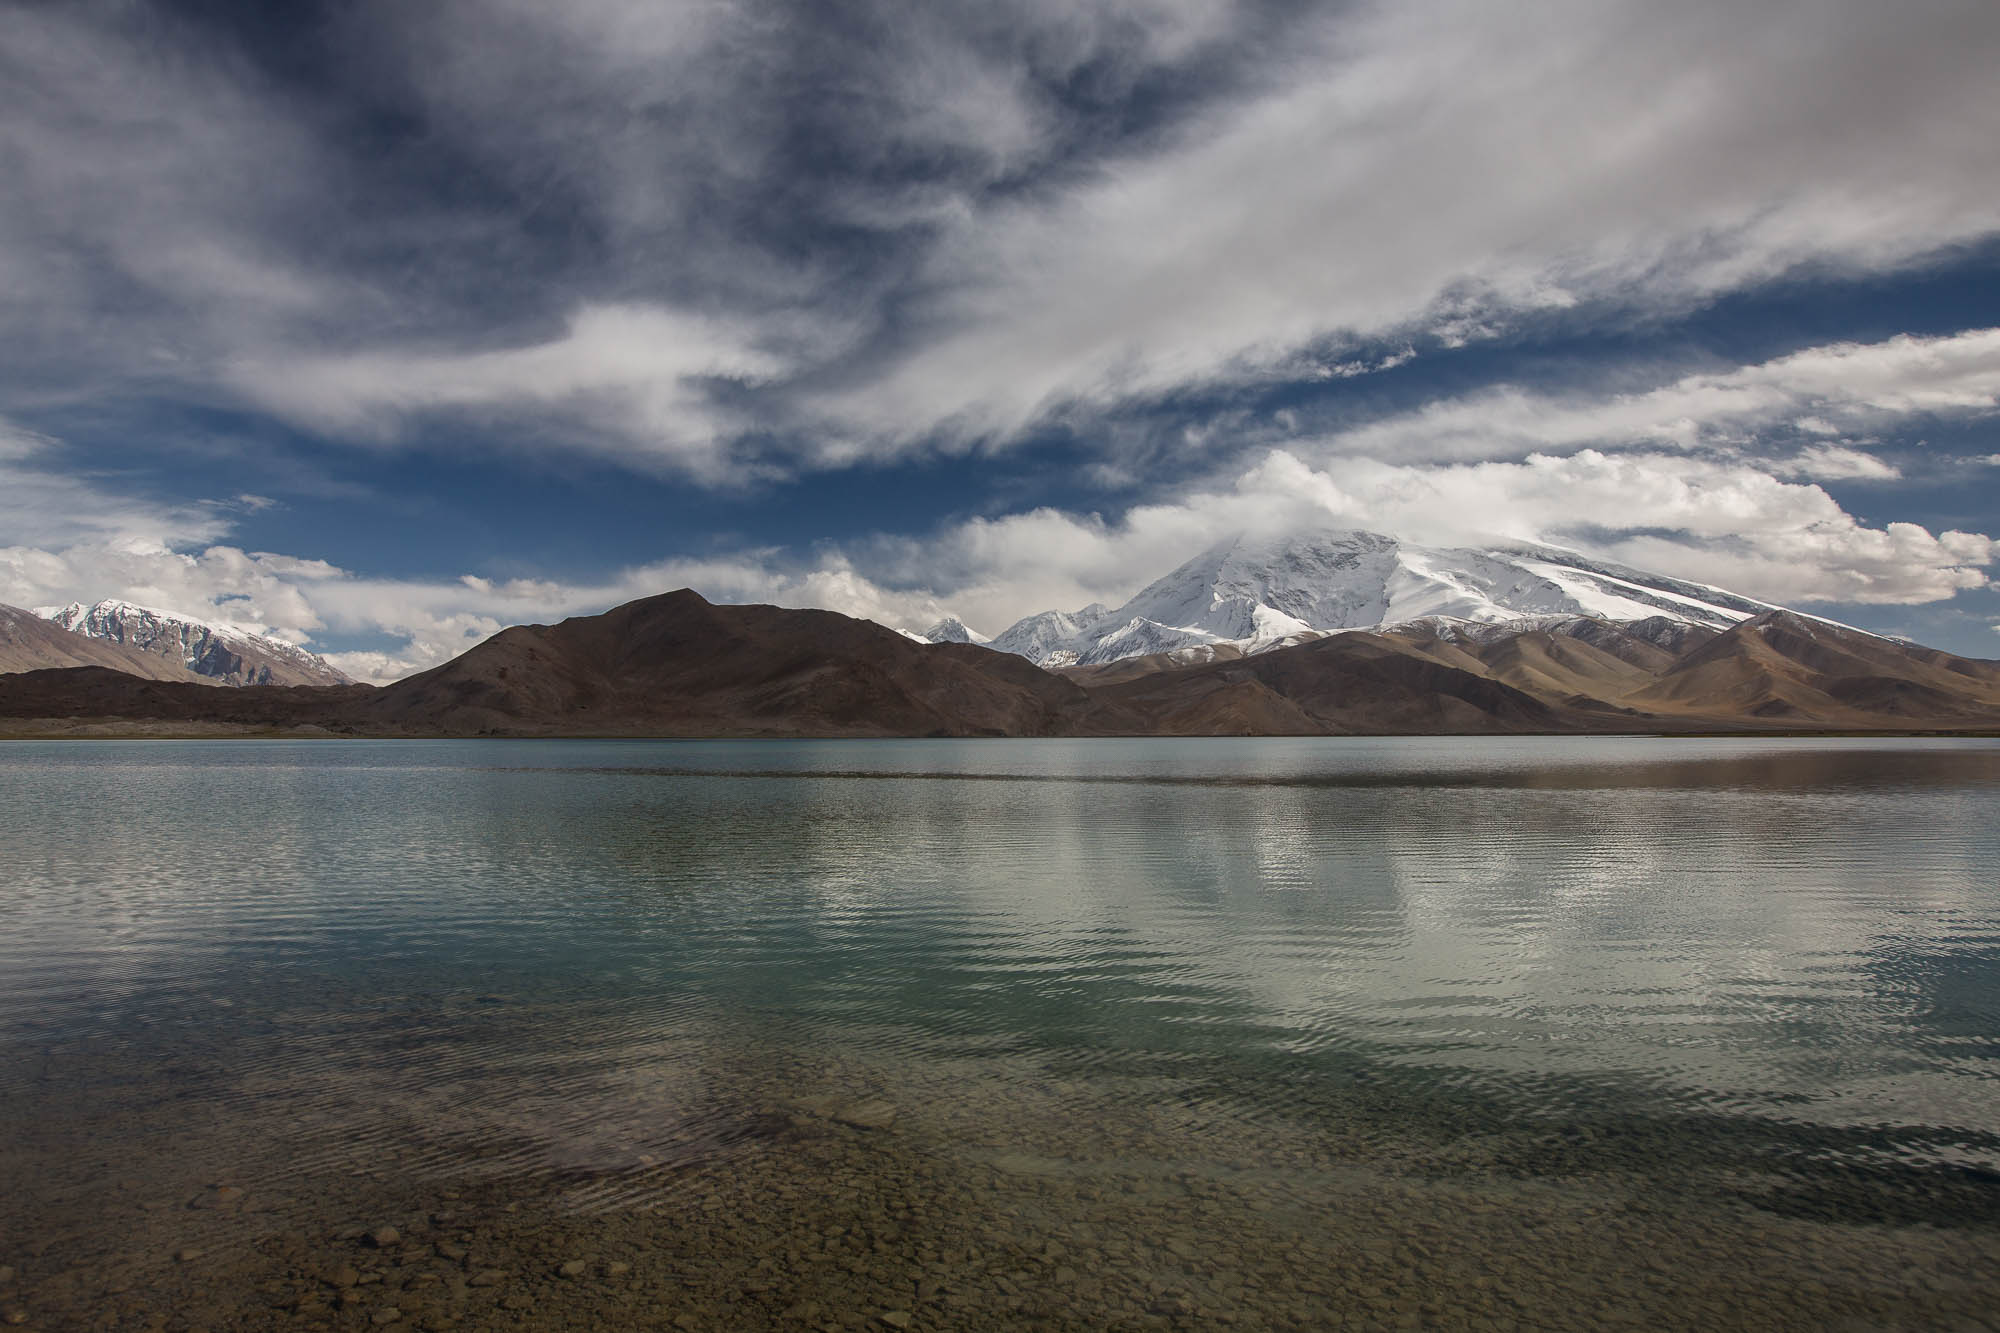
[987,605,1107,662]
[1126,532,1397,637]
[989,530,1781,668]
[36,599,353,688]
[920,616,990,645]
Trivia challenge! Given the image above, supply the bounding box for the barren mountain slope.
[1629,611,2000,724]
[1088,631,1577,735]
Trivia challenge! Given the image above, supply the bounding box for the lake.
[2,737,1997,1330]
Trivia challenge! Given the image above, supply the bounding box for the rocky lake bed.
[7,1021,1998,1333]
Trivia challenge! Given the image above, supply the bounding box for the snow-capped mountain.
[986,604,1109,667]
[920,616,991,645]
[36,600,353,687]
[988,531,1780,668]
[1,602,216,682]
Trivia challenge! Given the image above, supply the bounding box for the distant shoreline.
[5,723,1998,742]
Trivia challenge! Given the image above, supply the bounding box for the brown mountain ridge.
[2,590,1996,738]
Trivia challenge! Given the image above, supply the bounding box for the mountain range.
[2,532,1996,737]
[34,600,352,686]
[0,592,1102,737]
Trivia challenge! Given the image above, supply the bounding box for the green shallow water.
[2,736,1998,1330]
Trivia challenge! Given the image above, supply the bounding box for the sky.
[2,0,1999,681]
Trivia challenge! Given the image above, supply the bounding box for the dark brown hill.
[361,590,1116,736]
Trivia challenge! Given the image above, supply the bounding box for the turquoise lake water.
[2,737,1997,1330]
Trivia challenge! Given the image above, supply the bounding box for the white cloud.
[2,537,333,638]
[0,420,233,551]
[824,0,2000,446]
[1774,445,1900,482]
[1319,328,2000,463]
[229,305,795,479]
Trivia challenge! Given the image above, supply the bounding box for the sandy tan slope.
[1382,624,1667,709]
[1627,611,2000,724]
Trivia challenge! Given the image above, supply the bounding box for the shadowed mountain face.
[0,667,370,732]
[1,594,1996,738]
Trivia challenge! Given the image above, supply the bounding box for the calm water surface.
[2,737,1998,1331]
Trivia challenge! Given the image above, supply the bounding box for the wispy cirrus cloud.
[825,0,2000,446]
[226,305,797,480]
[1309,328,2000,464]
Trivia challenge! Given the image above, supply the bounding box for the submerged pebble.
[835,1101,899,1131]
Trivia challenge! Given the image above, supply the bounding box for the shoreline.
[4,722,1999,741]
